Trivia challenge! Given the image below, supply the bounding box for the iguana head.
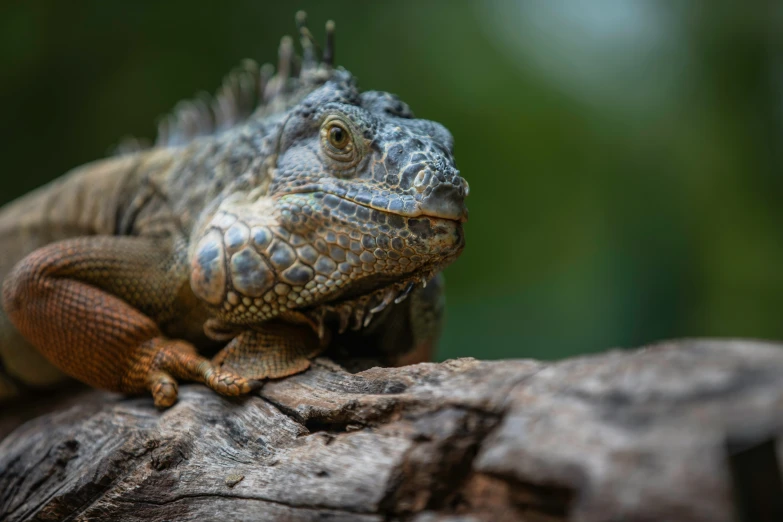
[188,14,468,334]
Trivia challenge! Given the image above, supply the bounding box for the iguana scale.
[0,14,468,407]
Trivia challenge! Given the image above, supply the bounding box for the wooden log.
[2,339,783,521]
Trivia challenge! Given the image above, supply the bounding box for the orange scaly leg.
[1,237,258,407]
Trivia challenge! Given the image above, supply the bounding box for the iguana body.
[0,15,468,407]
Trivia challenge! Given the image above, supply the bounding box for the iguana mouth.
[336,193,467,223]
[278,185,468,223]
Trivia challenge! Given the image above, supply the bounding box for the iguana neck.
[118,119,281,239]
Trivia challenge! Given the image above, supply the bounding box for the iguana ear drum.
[191,211,280,312]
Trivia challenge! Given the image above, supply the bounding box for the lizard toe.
[205,367,261,396]
[148,370,179,408]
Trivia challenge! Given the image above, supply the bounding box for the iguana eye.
[320,116,360,168]
[328,125,349,149]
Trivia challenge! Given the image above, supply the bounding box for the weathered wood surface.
[2,339,783,521]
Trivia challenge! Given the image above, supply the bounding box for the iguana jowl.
[0,14,468,407]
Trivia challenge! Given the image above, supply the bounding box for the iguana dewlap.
[0,14,468,408]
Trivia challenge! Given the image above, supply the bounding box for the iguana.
[0,13,468,408]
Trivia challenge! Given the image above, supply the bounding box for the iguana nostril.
[463,179,470,198]
[419,182,468,222]
[413,169,431,193]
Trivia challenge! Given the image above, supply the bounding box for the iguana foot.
[139,338,261,408]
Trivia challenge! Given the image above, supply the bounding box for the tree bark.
[2,339,783,521]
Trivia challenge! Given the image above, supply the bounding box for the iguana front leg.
[1,237,257,407]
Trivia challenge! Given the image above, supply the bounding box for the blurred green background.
[2,1,782,362]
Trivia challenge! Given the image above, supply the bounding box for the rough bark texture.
[2,339,783,521]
